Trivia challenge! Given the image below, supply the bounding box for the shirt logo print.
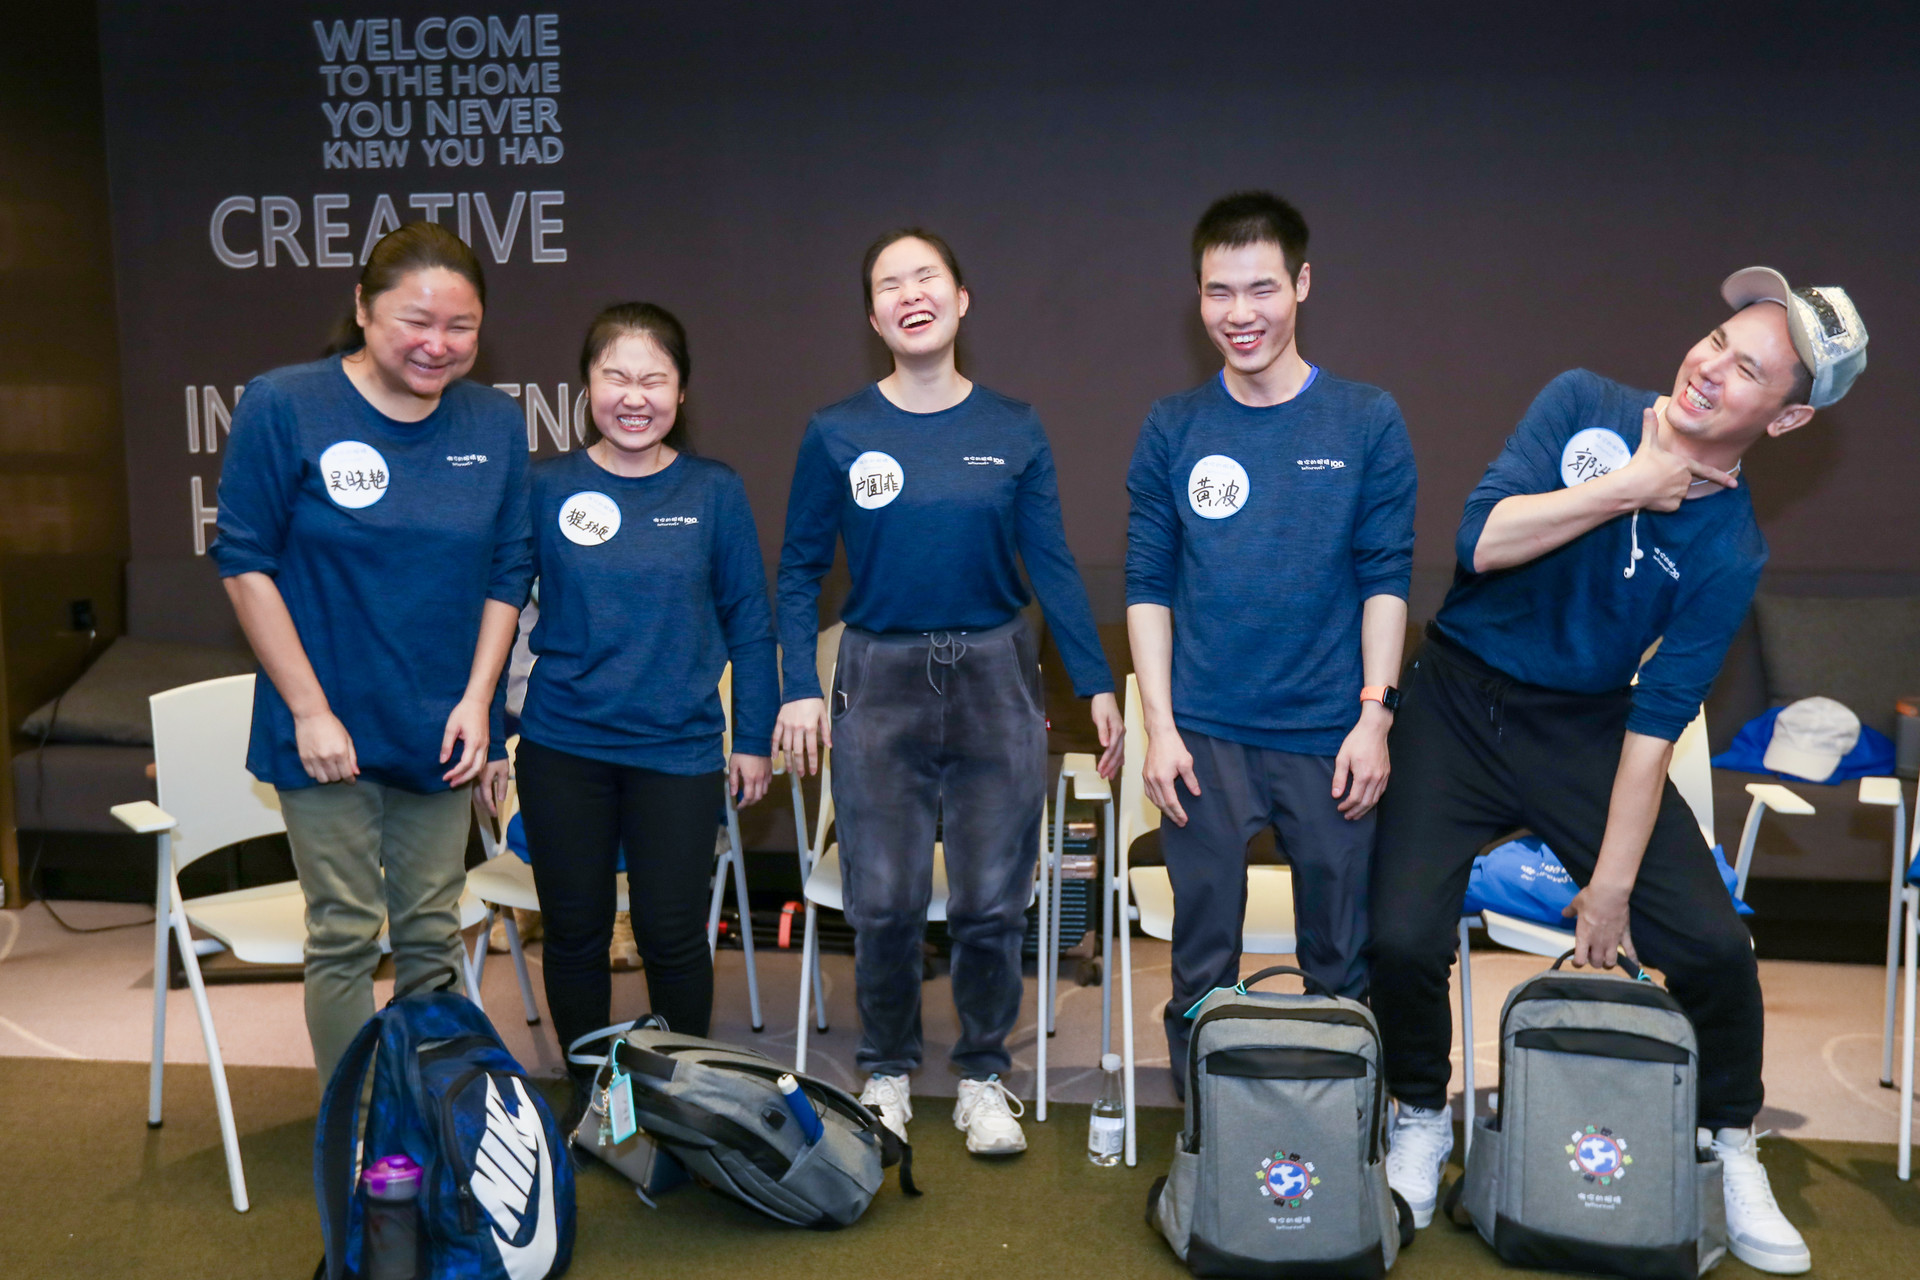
[963,455,1006,466]
[1295,458,1346,472]
[446,453,489,467]
[654,516,699,527]
[1188,454,1250,520]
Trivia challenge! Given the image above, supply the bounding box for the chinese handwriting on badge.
[328,468,388,494]
[564,508,613,542]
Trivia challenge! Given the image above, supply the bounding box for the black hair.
[326,221,486,354]
[1191,191,1309,283]
[578,301,692,451]
[860,228,965,314]
[1785,356,1814,408]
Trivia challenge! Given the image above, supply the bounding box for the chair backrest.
[720,661,733,755]
[150,674,285,870]
[1118,675,1162,856]
[1668,704,1714,847]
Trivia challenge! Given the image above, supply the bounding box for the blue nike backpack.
[316,977,575,1280]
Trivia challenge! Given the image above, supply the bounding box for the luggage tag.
[608,1071,638,1144]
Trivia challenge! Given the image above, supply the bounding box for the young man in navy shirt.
[1371,269,1867,1273]
[1127,192,1417,1094]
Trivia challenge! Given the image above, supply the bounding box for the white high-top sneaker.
[1706,1127,1810,1274]
[858,1073,912,1145]
[1385,1101,1454,1228]
[953,1075,1027,1155]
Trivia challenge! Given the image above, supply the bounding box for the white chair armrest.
[1744,782,1814,815]
[1060,752,1114,801]
[1858,777,1904,808]
[112,801,177,834]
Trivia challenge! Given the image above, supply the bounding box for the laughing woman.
[775,229,1122,1156]
[513,303,777,1105]
[214,222,531,1088]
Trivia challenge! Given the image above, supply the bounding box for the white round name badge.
[319,440,391,509]
[848,450,905,510]
[1560,427,1632,488]
[558,490,622,545]
[1187,455,1251,519]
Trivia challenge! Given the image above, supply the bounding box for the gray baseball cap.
[1721,267,1868,408]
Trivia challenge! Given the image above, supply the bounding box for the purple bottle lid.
[363,1154,423,1198]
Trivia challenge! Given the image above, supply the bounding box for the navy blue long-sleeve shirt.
[776,384,1114,700]
[1435,369,1768,742]
[1126,370,1417,754]
[520,450,778,773]
[212,355,533,792]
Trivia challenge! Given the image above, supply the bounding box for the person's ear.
[955,285,970,321]
[868,308,881,337]
[1293,262,1311,304]
[353,284,370,330]
[1766,403,1816,439]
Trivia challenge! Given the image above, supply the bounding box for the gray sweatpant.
[1160,730,1374,1092]
[829,616,1046,1079]
[278,779,472,1089]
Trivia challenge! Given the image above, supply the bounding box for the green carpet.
[3,1056,1916,1278]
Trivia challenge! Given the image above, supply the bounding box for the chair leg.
[1035,802,1049,1122]
[1900,887,1915,1181]
[502,914,540,1025]
[1459,917,1476,1159]
[1118,810,1137,1168]
[706,841,729,958]
[1886,801,1907,1088]
[149,832,172,1129]
[1100,801,1117,1060]
[727,805,763,1032]
[1049,774,1068,1036]
[796,903,818,1073]
[171,870,249,1212]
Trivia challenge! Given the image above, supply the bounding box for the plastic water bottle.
[1087,1052,1125,1166]
[363,1153,423,1280]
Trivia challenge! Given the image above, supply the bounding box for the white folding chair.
[1857,776,1911,1092]
[708,662,763,1031]
[1457,705,1811,1153]
[1120,674,1298,1166]
[1037,753,1115,1124]
[790,625,1049,1114]
[1895,802,1919,1180]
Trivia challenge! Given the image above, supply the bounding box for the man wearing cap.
[1369,268,1866,1274]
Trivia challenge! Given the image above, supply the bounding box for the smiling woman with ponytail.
[211,221,533,1089]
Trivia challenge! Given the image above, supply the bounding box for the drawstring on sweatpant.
[926,631,969,695]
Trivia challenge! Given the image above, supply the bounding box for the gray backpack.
[1150,966,1413,1277]
[1446,956,1726,1278]
[591,1025,916,1228]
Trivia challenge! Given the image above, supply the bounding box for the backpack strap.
[391,962,463,1003]
[314,1014,385,1280]
[1238,964,1335,997]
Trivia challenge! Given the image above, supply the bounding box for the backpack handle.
[1548,949,1647,982]
[1238,965,1335,997]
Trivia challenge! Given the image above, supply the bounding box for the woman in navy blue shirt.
[775,230,1121,1156]
[214,223,532,1087]
[514,304,778,1091]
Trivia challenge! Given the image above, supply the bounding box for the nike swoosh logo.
[469,1075,558,1280]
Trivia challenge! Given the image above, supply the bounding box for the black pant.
[514,737,724,1063]
[831,617,1047,1078]
[1161,733,1374,1093]
[1368,626,1764,1128]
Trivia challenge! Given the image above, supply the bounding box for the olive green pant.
[278,779,472,1089]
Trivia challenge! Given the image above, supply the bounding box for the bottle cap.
[363,1153,423,1196]
[1101,1053,1122,1072]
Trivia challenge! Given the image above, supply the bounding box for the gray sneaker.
[858,1073,912,1145]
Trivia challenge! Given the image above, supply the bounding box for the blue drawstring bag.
[507,811,625,872]
[1465,834,1752,925]
[1711,705,1895,784]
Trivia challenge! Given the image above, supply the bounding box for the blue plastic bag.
[1465,834,1752,924]
[506,811,626,872]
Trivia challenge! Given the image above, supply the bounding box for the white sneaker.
[858,1073,912,1145]
[1385,1101,1454,1228]
[1707,1127,1810,1274]
[953,1075,1027,1155]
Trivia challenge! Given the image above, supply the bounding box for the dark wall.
[100,4,1920,617]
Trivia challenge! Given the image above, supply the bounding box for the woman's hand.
[730,753,772,807]
[774,697,830,776]
[475,758,513,818]
[294,709,359,784]
[1090,691,1125,779]
[440,695,491,786]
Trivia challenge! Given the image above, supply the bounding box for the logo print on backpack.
[1566,1125,1633,1186]
[470,1076,559,1280]
[1257,1149,1318,1208]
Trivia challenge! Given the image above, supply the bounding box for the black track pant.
[514,737,724,1064]
[1368,626,1764,1128]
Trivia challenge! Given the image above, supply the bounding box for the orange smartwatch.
[1360,685,1401,713]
